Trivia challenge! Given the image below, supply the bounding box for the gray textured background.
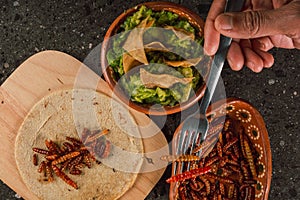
[0,0,299,199]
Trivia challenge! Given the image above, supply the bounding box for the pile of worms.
[32,128,111,189]
[167,118,264,200]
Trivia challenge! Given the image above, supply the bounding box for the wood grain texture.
[0,50,168,200]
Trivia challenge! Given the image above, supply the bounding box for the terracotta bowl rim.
[100,1,211,115]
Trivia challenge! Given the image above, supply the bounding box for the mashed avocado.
[106,5,205,107]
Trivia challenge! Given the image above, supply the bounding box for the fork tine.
[173,128,188,175]
[178,129,192,173]
[173,117,200,173]
[180,129,193,172]
[188,131,197,154]
[200,128,209,143]
[194,133,202,157]
[186,130,197,170]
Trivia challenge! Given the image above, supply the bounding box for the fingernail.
[204,48,211,56]
[248,62,262,73]
[219,14,233,30]
[204,46,215,56]
[227,58,234,68]
[254,66,263,73]
[247,61,255,70]
[228,58,242,71]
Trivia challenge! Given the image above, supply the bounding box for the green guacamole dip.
[106,5,206,107]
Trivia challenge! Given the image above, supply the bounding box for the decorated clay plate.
[169,98,272,200]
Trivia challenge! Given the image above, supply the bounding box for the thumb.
[214,1,300,39]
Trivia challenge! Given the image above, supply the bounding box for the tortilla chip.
[138,17,155,28]
[123,53,142,73]
[144,41,169,52]
[164,26,195,41]
[15,89,143,200]
[180,82,193,102]
[164,57,203,68]
[123,27,148,64]
[140,68,193,88]
[123,17,155,65]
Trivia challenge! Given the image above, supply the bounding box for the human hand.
[204,0,300,72]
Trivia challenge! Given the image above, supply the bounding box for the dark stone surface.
[0,0,299,199]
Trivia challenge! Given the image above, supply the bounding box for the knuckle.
[286,30,300,49]
[293,38,300,49]
[286,32,299,39]
[243,11,262,37]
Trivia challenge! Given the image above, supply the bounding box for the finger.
[204,0,227,55]
[252,37,274,51]
[244,48,264,73]
[204,21,220,56]
[227,41,244,71]
[214,1,300,39]
[253,48,275,68]
[240,40,264,73]
[251,39,275,68]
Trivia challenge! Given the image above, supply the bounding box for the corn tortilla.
[15,89,143,200]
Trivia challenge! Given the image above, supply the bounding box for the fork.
[173,0,245,175]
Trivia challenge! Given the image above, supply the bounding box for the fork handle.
[199,35,231,115]
[199,0,245,115]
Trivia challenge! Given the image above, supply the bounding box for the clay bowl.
[169,98,272,199]
[101,1,211,115]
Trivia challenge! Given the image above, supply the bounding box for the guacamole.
[106,5,205,107]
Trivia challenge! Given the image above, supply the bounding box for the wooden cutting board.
[0,50,169,199]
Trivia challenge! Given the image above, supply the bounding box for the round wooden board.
[0,50,169,200]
